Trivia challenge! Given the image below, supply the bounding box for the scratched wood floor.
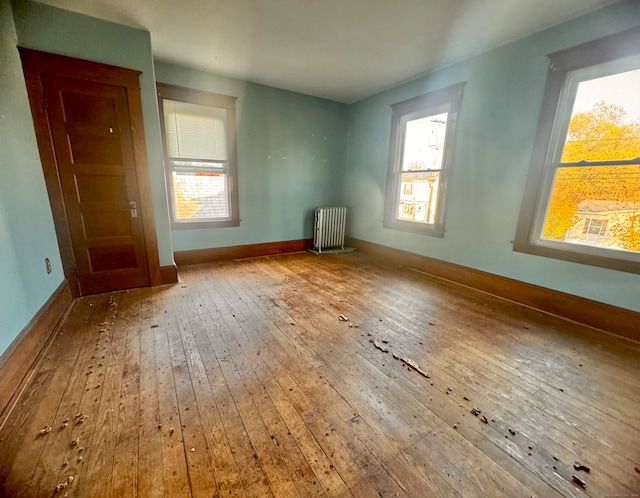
[1,252,639,497]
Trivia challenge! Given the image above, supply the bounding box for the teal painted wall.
[12,0,174,267]
[0,0,64,354]
[154,61,348,251]
[345,0,640,313]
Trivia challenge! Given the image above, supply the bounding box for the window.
[384,83,464,236]
[157,83,239,229]
[584,218,607,236]
[514,27,640,274]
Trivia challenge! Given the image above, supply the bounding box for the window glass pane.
[587,218,604,234]
[541,165,640,253]
[163,99,228,161]
[402,113,448,171]
[561,69,640,162]
[397,171,440,224]
[172,171,229,220]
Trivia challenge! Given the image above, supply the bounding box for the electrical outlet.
[45,257,52,274]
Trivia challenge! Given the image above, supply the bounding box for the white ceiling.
[36,0,621,103]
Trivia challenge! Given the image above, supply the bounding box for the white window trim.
[514,26,640,274]
[383,83,465,237]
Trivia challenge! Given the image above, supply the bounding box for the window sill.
[383,219,445,237]
[171,218,240,230]
[513,239,640,274]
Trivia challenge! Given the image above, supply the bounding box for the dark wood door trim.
[19,49,162,295]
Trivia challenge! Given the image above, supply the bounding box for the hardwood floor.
[1,251,639,497]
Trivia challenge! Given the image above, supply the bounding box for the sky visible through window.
[402,113,447,171]
[572,68,640,120]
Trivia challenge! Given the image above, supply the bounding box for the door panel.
[42,74,149,294]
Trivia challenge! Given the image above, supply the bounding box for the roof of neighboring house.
[577,200,639,214]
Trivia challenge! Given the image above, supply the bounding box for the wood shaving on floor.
[37,426,52,436]
[55,476,73,493]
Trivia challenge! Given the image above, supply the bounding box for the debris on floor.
[37,425,52,436]
[54,476,73,493]
[71,438,79,447]
[573,462,590,473]
[480,415,489,424]
[470,407,481,416]
[151,324,159,328]
[635,466,640,473]
[339,314,349,322]
[74,414,88,425]
[404,358,430,378]
[387,351,430,379]
[508,428,517,436]
[372,340,389,353]
[571,475,587,488]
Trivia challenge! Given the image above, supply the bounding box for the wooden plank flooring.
[1,251,639,497]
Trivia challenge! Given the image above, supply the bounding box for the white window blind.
[163,99,228,161]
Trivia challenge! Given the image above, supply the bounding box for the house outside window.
[514,27,640,273]
[157,83,239,229]
[384,83,465,236]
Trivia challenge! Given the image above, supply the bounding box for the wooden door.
[41,74,150,294]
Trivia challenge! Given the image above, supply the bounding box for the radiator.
[313,206,346,253]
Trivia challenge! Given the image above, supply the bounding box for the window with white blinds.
[163,100,228,161]
[158,84,239,229]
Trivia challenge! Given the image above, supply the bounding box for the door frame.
[20,48,162,297]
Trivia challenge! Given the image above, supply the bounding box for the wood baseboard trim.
[0,281,74,418]
[347,237,640,342]
[159,264,179,285]
[175,239,314,266]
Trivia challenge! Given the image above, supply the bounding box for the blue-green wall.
[0,0,64,354]
[344,0,640,313]
[12,0,175,268]
[154,61,348,251]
